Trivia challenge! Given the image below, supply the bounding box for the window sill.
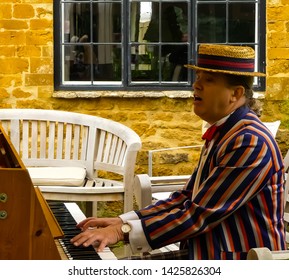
[53,90,265,99]
[52,90,194,99]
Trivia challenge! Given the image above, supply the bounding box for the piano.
[0,125,116,260]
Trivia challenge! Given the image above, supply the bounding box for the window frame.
[53,0,266,92]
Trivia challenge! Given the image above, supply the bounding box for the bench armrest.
[134,174,190,209]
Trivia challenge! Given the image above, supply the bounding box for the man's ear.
[232,86,245,101]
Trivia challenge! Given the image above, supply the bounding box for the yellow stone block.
[12,88,32,98]
[0,46,15,57]
[30,58,53,74]
[0,88,10,99]
[0,31,26,45]
[0,20,28,30]
[0,4,12,19]
[17,46,41,57]
[0,58,29,74]
[25,74,53,86]
[13,4,34,19]
[30,19,52,30]
[26,31,53,45]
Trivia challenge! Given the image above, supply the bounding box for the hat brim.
[184,64,266,77]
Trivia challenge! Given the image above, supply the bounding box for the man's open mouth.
[194,95,202,101]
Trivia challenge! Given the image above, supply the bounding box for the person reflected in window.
[143,3,188,81]
[68,2,115,81]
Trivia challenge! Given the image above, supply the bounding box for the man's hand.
[76,217,122,230]
[71,217,124,252]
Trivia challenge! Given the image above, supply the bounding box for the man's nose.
[193,80,200,90]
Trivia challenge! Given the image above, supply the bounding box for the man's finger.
[97,239,108,252]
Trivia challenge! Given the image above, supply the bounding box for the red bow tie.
[202,124,223,146]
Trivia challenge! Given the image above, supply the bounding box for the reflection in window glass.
[229,3,255,43]
[197,2,256,44]
[130,1,189,83]
[197,4,226,43]
[62,2,122,83]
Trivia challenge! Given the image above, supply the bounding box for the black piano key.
[48,201,102,260]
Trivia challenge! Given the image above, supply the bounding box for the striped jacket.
[136,106,286,260]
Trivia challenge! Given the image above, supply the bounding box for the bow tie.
[202,124,223,146]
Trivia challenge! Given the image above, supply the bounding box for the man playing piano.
[71,44,286,260]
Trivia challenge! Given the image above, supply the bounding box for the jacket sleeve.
[135,133,284,250]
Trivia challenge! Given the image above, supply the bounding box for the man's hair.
[224,74,261,116]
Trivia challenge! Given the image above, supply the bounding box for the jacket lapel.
[199,106,251,184]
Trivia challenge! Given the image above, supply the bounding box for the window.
[54,0,265,92]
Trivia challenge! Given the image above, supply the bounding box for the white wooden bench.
[0,109,141,215]
[134,145,202,209]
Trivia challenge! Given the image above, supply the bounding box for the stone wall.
[0,0,288,177]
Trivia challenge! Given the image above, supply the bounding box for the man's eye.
[205,77,214,82]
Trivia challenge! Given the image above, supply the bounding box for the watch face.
[122,223,131,233]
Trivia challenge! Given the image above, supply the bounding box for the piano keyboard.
[49,201,117,260]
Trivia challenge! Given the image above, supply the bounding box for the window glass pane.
[229,3,255,43]
[63,44,95,82]
[130,1,189,83]
[62,1,122,83]
[197,4,226,43]
[64,3,91,42]
[131,45,155,81]
[92,2,121,43]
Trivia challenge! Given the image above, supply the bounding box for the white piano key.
[64,202,86,223]
[99,247,117,260]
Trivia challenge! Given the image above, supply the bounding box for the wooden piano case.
[0,126,63,260]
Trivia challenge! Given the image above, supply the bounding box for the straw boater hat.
[185,44,266,77]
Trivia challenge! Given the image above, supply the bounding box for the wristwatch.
[121,223,131,243]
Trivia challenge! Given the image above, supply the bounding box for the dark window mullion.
[125,0,132,86]
[89,1,93,84]
[54,0,62,90]
[158,1,162,84]
[226,1,229,43]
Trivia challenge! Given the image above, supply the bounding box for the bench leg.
[85,201,93,217]
[82,201,98,217]
[92,201,98,217]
